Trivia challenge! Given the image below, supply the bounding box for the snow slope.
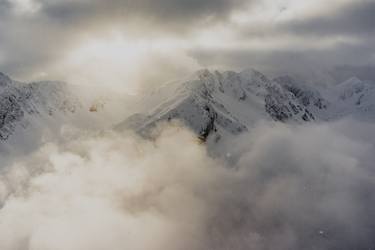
[117,69,375,143]
[0,72,81,152]
[2,68,374,150]
[117,69,321,142]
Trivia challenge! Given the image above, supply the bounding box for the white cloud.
[10,0,41,15]
[1,118,375,249]
[48,33,199,94]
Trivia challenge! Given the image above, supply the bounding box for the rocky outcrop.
[0,73,79,141]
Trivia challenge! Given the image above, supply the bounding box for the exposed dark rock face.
[117,69,320,141]
[274,75,329,111]
[0,73,79,141]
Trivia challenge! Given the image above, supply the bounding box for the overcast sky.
[0,0,374,92]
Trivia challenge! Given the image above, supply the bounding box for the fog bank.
[1,119,375,250]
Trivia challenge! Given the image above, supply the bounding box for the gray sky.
[0,0,374,92]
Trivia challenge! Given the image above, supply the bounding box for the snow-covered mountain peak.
[117,68,319,143]
[274,75,300,87]
[0,72,12,87]
[274,75,330,113]
[194,68,212,78]
[121,69,375,143]
[239,68,269,81]
[339,76,362,86]
[3,68,375,149]
[0,74,81,145]
[333,76,374,102]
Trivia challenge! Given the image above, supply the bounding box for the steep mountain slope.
[274,75,330,118]
[2,69,374,149]
[331,77,375,120]
[118,69,375,142]
[117,69,318,142]
[0,72,80,147]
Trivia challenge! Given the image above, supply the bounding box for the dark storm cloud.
[0,0,10,14]
[0,0,251,78]
[236,0,375,39]
[39,0,251,30]
[190,0,375,81]
[0,0,375,81]
[283,0,375,37]
[189,38,375,82]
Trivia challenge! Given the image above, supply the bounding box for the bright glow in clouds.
[53,34,199,95]
[45,23,360,95]
[10,0,41,15]
[1,0,374,84]
[1,119,375,249]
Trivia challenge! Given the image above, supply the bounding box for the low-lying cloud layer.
[1,119,375,250]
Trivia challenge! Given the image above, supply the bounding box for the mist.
[1,118,375,250]
[1,1,375,249]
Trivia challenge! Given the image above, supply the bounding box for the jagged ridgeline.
[2,69,375,145]
[116,69,327,142]
[0,72,80,141]
[116,69,375,143]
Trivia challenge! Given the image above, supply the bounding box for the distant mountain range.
[1,69,375,148]
[116,69,375,143]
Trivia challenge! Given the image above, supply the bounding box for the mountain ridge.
[1,69,374,147]
[117,69,375,143]
[0,72,80,143]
